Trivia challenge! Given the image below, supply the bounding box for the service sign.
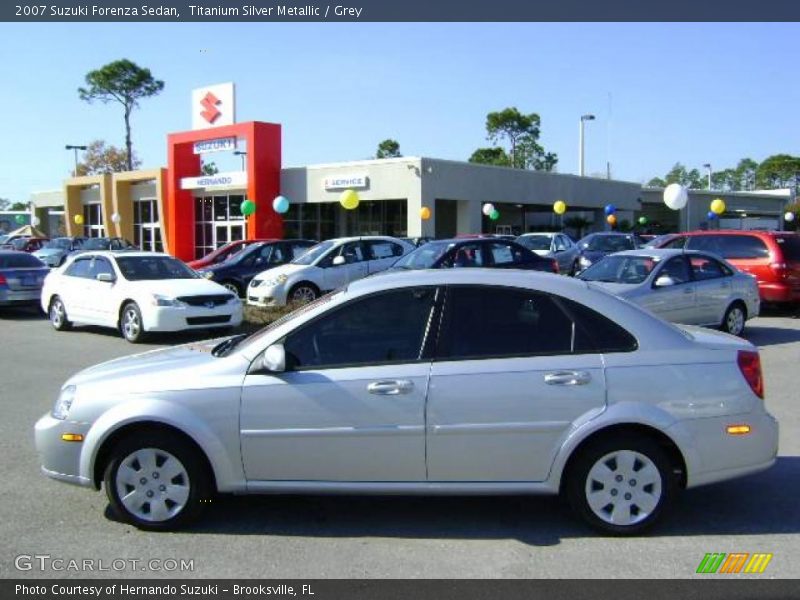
[191,82,236,130]
[181,171,248,190]
[323,174,368,190]
[193,137,237,154]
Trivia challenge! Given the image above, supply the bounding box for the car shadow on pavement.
[0,306,45,320]
[743,325,800,348]
[109,456,798,545]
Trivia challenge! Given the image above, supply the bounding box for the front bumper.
[676,409,779,488]
[34,413,93,488]
[144,303,244,332]
[247,283,288,308]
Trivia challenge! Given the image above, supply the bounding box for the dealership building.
[28,83,793,261]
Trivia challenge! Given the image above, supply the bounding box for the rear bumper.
[758,282,800,303]
[0,288,42,306]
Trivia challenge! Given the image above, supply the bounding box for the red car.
[187,239,275,270]
[655,230,800,304]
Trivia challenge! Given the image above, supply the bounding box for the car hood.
[67,339,225,388]
[580,250,608,262]
[253,263,308,281]
[124,278,232,297]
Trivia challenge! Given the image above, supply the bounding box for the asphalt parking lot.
[1,306,798,579]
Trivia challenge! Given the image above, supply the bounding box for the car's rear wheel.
[120,302,146,343]
[289,282,319,305]
[565,435,676,535]
[103,433,210,530]
[721,302,746,337]
[49,296,71,331]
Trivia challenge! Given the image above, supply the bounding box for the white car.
[247,236,414,307]
[41,251,243,343]
[578,249,760,336]
[35,269,777,534]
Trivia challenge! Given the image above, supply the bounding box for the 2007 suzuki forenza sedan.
[35,269,778,534]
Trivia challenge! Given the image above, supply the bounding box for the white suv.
[247,236,414,307]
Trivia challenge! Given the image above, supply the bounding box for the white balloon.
[31,216,41,226]
[482,203,495,216]
[786,211,796,223]
[111,212,121,224]
[663,183,688,210]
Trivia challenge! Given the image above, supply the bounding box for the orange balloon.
[420,206,431,220]
[606,214,617,226]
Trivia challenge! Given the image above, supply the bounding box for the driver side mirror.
[332,255,346,266]
[96,273,115,283]
[260,344,286,373]
[654,275,675,288]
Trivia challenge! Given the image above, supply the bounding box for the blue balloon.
[707,211,717,220]
[272,195,290,214]
[604,204,616,216]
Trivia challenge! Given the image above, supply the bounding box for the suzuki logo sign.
[192,83,235,130]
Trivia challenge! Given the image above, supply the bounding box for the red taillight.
[769,263,789,280]
[551,259,560,274]
[737,350,764,399]
[0,274,6,285]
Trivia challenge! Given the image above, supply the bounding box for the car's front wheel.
[49,296,71,331]
[721,302,746,337]
[120,302,146,343]
[565,435,677,535]
[104,433,210,530]
[288,282,319,305]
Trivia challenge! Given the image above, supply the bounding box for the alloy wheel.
[725,306,745,336]
[291,286,317,304]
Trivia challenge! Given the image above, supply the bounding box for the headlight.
[250,279,263,288]
[264,274,289,287]
[52,385,76,420]
[151,294,185,307]
[579,256,592,267]
[199,271,214,280]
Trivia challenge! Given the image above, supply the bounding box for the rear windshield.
[0,253,45,268]
[775,235,800,261]
[687,235,769,259]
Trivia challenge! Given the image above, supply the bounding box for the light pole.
[578,114,595,176]
[234,150,247,171]
[65,145,87,177]
[703,163,712,190]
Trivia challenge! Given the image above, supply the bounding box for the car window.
[445,243,484,268]
[559,298,638,353]
[486,242,526,266]
[291,242,314,258]
[437,286,574,359]
[775,235,800,261]
[89,257,115,279]
[584,235,636,253]
[64,257,93,278]
[283,287,437,369]
[661,236,687,250]
[517,235,552,251]
[367,240,405,260]
[269,245,292,264]
[689,256,728,280]
[555,236,569,251]
[659,256,691,284]
[336,241,367,264]
[579,255,656,284]
[688,235,769,259]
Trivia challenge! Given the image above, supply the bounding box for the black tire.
[103,432,211,531]
[49,296,72,331]
[120,302,147,343]
[565,434,677,535]
[220,280,242,297]
[721,301,747,337]
[288,282,320,305]
[569,261,580,277]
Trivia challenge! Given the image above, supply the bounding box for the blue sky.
[1,22,798,203]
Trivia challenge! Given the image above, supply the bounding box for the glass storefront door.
[82,203,105,238]
[194,193,247,259]
[133,198,163,252]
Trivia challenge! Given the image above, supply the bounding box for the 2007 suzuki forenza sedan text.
[35,269,778,534]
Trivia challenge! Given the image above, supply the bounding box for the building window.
[83,203,104,238]
[193,193,247,259]
[133,198,163,252]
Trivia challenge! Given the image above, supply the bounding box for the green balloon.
[240,199,256,216]
[489,209,500,221]
[15,215,25,224]
[638,216,648,225]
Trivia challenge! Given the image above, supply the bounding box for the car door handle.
[544,371,591,386]
[367,380,414,395]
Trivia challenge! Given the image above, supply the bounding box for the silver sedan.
[578,249,759,336]
[35,269,777,534]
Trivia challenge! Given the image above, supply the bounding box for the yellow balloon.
[710,198,726,215]
[420,206,431,220]
[553,200,567,215]
[606,214,617,226]
[73,214,84,225]
[339,189,360,211]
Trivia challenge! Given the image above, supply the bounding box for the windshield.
[291,240,335,265]
[116,256,199,280]
[579,255,657,284]
[9,238,28,250]
[776,235,800,261]
[393,242,453,269]
[82,238,111,250]
[43,238,72,250]
[583,235,636,253]
[517,235,552,251]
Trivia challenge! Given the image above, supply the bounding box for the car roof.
[324,236,408,244]
[679,229,795,237]
[609,248,712,258]
[71,251,169,259]
[518,232,560,237]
